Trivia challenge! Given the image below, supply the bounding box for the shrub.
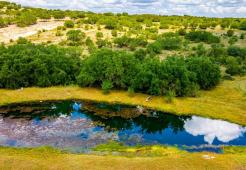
[178,28,186,36]
[96,39,111,48]
[16,37,29,44]
[227,30,234,37]
[185,31,220,44]
[114,36,147,49]
[227,46,246,59]
[240,33,245,39]
[225,57,244,75]
[55,31,63,36]
[127,87,135,97]
[195,43,207,56]
[17,13,37,27]
[111,30,117,37]
[165,90,176,103]
[53,11,65,19]
[158,36,182,50]
[146,42,162,54]
[96,32,103,39]
[0,18,7,28]
[64,20,74,28]
[209,44,226,57]
[228,36,238,45]
[239,21,246,30]
[104,20,117,30]
[66,30,86,45]
[101,80,113,94]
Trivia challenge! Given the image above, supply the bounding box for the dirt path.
[0,20,64,43]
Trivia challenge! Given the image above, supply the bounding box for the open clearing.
[0,20,64,43]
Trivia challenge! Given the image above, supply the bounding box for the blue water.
[0,101,245,152]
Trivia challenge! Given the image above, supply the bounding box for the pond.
[0,101,245,153]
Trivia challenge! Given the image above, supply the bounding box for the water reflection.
[0,101,245,152]
[184,116,246,144]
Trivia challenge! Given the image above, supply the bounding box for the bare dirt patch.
[0,20,64,43]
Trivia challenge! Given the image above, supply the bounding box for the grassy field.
[0,145,245,170]
[0,76,245,125]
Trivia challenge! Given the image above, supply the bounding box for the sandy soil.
[0,20,64,43]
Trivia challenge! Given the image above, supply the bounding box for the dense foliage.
[0,44,81,88]
[185,31,220,44]
[77,49,221,96]
[0,42,221,96]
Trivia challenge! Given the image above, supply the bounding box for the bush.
[239,21,246,30]
[111,30,117,37]
[127,87,135,97]
[227,46,246,59]
[16,37,29,44]
[17,13,37,27]
[64,20,74,28]
[101,80,113,94]
[227,30,234,37]
[0,18,7,28]
[104,20,117,30]
[66,30,86,45]
[158,36,182,50]
[209,44,226,57]
[96,39,111,48]
[178,28,186,36]
[228,36,238,45]
[225,57,244,75]
[96,32,104,39]
[53,11,65,19]
[185,31,220,44]
[165,90,176,103]
[240,33,245,39]
[146,42,162,54]
[114,36,147,49]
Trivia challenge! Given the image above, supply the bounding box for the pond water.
[0,101,245,153]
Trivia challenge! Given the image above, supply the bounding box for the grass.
[0,145,245,170]
[0,76,245,125]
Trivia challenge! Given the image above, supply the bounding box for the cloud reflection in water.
[184,116,246,144]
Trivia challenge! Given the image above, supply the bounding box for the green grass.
[0,145,245,170]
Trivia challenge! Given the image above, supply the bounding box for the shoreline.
[0,77,245,125]
[0,145,245,170]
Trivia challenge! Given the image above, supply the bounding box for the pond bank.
[0,145,245,170]
[0,77,245,125]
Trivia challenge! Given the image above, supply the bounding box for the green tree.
[187,57,221,90]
